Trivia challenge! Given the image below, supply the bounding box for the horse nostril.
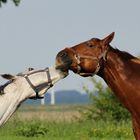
[58,51,67,58]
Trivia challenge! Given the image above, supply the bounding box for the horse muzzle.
[55,51,72,72]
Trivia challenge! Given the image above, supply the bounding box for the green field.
[0,105,135,140]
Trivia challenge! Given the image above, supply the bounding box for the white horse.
[0,66,68,126]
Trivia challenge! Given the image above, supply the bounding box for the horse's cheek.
[83,61,96,72]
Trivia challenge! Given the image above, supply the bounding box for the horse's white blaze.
[0,66,67,126]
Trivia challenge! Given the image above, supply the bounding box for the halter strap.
[21,67,53,100]
[71,47,108,76]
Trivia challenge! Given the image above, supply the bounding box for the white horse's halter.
[18,67,53,99]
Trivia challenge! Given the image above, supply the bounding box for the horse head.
[56,32,115,77]
[0,66,68,98]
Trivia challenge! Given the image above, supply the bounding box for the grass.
[0,120,134,140]
[18,104,85,112]
[0,105,135,140]
[0,137,134,140]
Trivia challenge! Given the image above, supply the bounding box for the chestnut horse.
[55,32,140,139]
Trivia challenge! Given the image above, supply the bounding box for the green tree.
[0,0,21,7]
[82,78,130,122]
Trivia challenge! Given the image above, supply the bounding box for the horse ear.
[1,74,16,80]
[102,32,115,46]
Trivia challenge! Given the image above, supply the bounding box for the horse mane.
[0,81,12,95]
[110,46,138,61]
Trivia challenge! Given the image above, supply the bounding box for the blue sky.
[0,0,140,92]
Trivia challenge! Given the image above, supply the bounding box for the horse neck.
[99,47,134,85]
[0,80,28,126]
[98,47,139,111]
